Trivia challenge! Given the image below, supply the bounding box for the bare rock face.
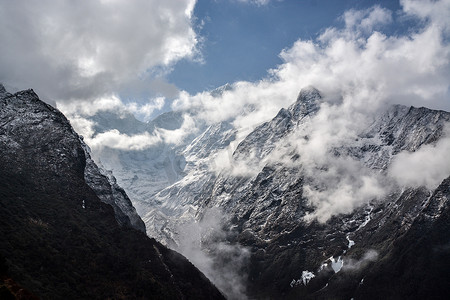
[0,84,224,299]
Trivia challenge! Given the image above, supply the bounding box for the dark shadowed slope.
[0,84,224,299]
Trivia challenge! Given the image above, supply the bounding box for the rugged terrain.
[0,84,224,299]
[84,86,450,299]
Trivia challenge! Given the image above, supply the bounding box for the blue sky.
[169,0,403,94]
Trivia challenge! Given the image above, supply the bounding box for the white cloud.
[342,250,379,272]
[126,97,166,122]
[156,114,199,145]
[86,129,162,151]
[58,94,165,123]
[401,0,450,33]
[65,105,165,151]
[0,0,199,101]
[176,207,250,300]
[342,5,393,34]
[64,98,193,151]
[58,95,124,117]
[69,115,97,139]
[389,127,450,189]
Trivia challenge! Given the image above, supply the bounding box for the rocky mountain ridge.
[0,84,224,299]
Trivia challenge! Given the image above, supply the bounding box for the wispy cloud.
[176,207,250,300]
[68,111,198,152]
[235,0,272,6]
[342,250,379,272]
[156,114,199,145]
[389,126,450,189]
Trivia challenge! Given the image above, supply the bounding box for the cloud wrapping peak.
[171,0,450,223]
[86,130,163,151]
[58,94,166,122]
[174,0,450,136]
[0,0,198,101]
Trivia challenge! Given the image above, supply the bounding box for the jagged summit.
[210,83,233,97]
[289,86,321,120]
[297,85,321,101]
[232,87,321,161]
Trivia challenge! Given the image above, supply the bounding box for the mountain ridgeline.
[84,85,450,299]
[0,84,224,299]
[2,82,450,300]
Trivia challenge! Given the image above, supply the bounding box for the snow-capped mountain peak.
[288,85,321,120]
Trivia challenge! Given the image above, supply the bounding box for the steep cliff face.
[0,84,224,299]
[83,143,146,232]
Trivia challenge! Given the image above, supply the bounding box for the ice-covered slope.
[86,110,189,216]
[141,87,324,245]
[143,120,237,244]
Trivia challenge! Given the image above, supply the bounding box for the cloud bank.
[58,94,166,122]
[0,0,198,102]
